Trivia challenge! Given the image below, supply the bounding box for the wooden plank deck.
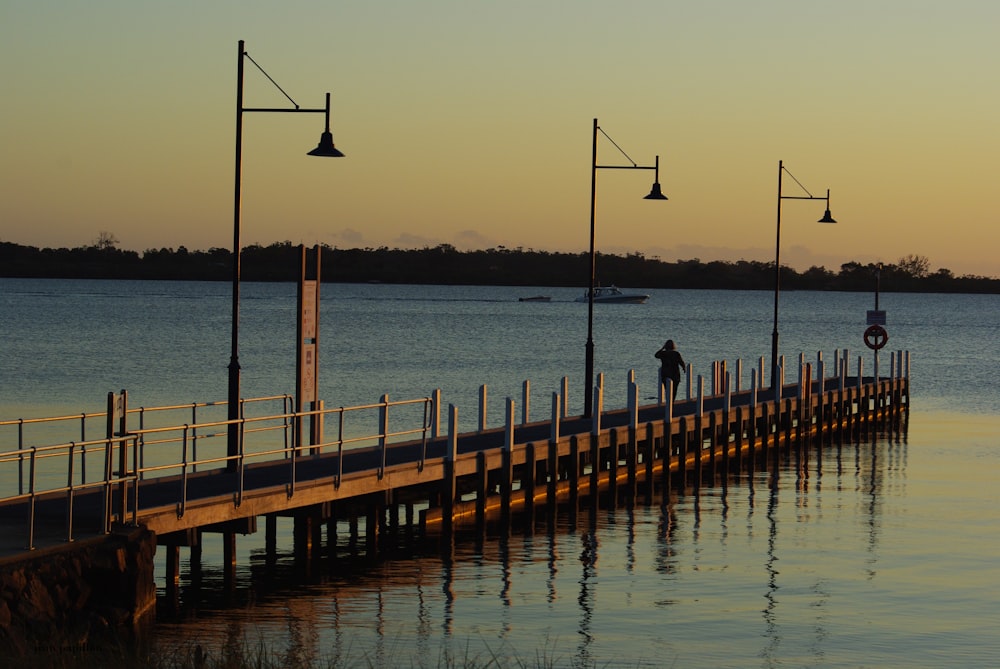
[0,373,909,564]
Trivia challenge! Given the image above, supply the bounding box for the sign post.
[864,264,888,380]
[296,245,321,451]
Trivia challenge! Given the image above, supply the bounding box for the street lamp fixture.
[584,118,668,418]
[228,40,345,469]
[770,159,835,393]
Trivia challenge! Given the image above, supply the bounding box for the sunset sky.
[2,1,997,276]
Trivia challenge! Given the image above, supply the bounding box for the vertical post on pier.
[722,372,732,478]
[500,398,515,531]
[103,392,116,533]
[378,394,389,480]
[677,415,688,494]
[478,384,488,433]
[223,532,236,592]
[265,515,277,564]
[627,381,639,496]
[164,543,180,612]
[561,376,569,418]
[442,404,458,534]
[747,374,758,472]
[662,379,674,495]
[296,245,321,452]
[114,390,128,526]
[431,389,442,439]
[523,442,537,530]
[475,450,487,530]
[693,377,704,488]
[522,380,531,424]
[550,392,561,444]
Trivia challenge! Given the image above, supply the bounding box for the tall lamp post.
[770,160,835,393]
[584,118,668,418]
[228,40,345,469]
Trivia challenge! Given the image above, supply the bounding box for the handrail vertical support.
[431,389,442,439]
[522,380,531,425]
[378,393,389,479]
[478,384,488,433]
[550,393,561,443]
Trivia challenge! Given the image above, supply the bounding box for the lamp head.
[818,208,836,224]
[307,131,345,157]
[644,182,668,200]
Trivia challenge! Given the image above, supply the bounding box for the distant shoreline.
[2,241,998,293]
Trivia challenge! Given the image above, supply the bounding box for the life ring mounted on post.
[864,324,888,350]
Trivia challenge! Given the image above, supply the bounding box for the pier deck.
[1,367,909,564]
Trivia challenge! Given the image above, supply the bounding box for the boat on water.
[518,295,551,302]
[575,285,649,304]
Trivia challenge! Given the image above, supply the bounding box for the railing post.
[591,382,603,436]
[561,376,569,418]
[478,384,488,433]
[550,392,561,443]
[179,425,189,518]
[27,448,37,550]
[431,388,442,439]
[522,379,531,425]
[116,390,128,526]
[664,379,674,424]
[735,358,743,393]
[774,358,784,402]
[724,372,732,416]
[103,391,115,533]
[66,441,76,543]
[378,393,389,479]
[501,397,515,525]
[696,375,705,417]
[442,404,459,533]
[628,380,639,428]
[504,398,516,452]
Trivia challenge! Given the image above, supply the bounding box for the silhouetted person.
[655,339,685,401]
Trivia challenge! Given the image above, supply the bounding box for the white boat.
[575,285,649,304]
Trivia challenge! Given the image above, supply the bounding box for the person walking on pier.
[655,339,685,401]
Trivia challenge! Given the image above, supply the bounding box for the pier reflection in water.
[151,423,926,669]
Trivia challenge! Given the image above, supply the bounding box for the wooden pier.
[0,351,909,646]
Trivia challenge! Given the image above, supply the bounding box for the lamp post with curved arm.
[584,118,668,418]
[227,40,345,469]
[770,160,836,394]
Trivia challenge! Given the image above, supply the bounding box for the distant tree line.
[2,236,998,294]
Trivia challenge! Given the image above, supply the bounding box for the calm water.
[2,278,999,667]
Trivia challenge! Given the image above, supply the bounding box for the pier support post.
[442,404,459,534]
[500,398,515,531]
[475,451,488,529]
[222,531,236,590]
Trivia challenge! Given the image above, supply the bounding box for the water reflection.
[152,436,911,667]
[576,528,598,667]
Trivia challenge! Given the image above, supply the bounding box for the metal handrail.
[0,434,140,550]
[2,395,437,541]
